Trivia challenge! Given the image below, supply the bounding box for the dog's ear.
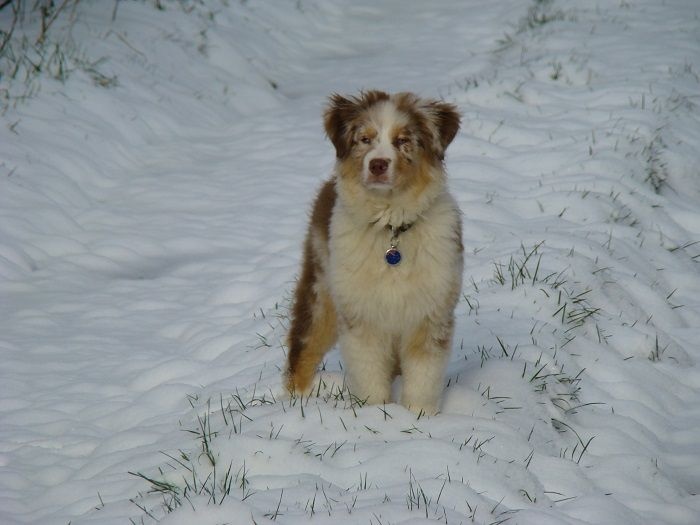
[324,91,391,159]
[324,94,357,159]
[433,101,461,150]
[422,100,461,158]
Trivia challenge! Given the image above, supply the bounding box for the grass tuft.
[0,1,121,109]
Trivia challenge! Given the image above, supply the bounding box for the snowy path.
[1,1,700,524]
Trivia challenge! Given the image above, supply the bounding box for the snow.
[1,0,700,523]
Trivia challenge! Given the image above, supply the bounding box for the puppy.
[285,90,463,415]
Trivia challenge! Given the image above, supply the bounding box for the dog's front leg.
[399,319,453,415]
[339,325,394,406]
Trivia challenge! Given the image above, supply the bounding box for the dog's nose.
[369,158,390,176]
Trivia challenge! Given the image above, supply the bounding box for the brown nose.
[369,158,390,176]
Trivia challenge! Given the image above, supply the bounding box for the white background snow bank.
[1,1,700,523]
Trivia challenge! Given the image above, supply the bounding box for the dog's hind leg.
[285,270,337,396]
[285,179,338,395]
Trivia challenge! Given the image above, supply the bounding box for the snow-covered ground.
[1,1,700,523]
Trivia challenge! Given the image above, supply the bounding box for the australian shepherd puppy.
[285,90,463,415]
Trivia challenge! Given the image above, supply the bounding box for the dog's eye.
[394,137,410,147]
[360,136,372,144]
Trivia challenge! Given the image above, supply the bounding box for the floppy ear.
[434,102,461,150]
[323,94,357,159]
[422,100,461,157]
[324,91,391,159]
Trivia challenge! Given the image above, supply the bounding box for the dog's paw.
[403,401,439,417]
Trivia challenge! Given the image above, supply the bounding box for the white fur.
[329,191,462,329]
[328,189,463,413]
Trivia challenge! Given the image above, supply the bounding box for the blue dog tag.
[385,248,402,266]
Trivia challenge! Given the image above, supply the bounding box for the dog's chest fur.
[327,192,462,331]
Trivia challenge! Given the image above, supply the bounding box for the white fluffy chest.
[327,205,462,330]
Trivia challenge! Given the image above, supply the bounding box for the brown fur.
[324,91,391,159]
[285,180,338,393]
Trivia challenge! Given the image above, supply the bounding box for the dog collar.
[384,222,413,266]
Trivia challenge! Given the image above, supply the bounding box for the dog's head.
[324,90,460,192]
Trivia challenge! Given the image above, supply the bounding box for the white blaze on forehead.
[358,102,396,187]
[365,101,409,162]
[367,100,409,140]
